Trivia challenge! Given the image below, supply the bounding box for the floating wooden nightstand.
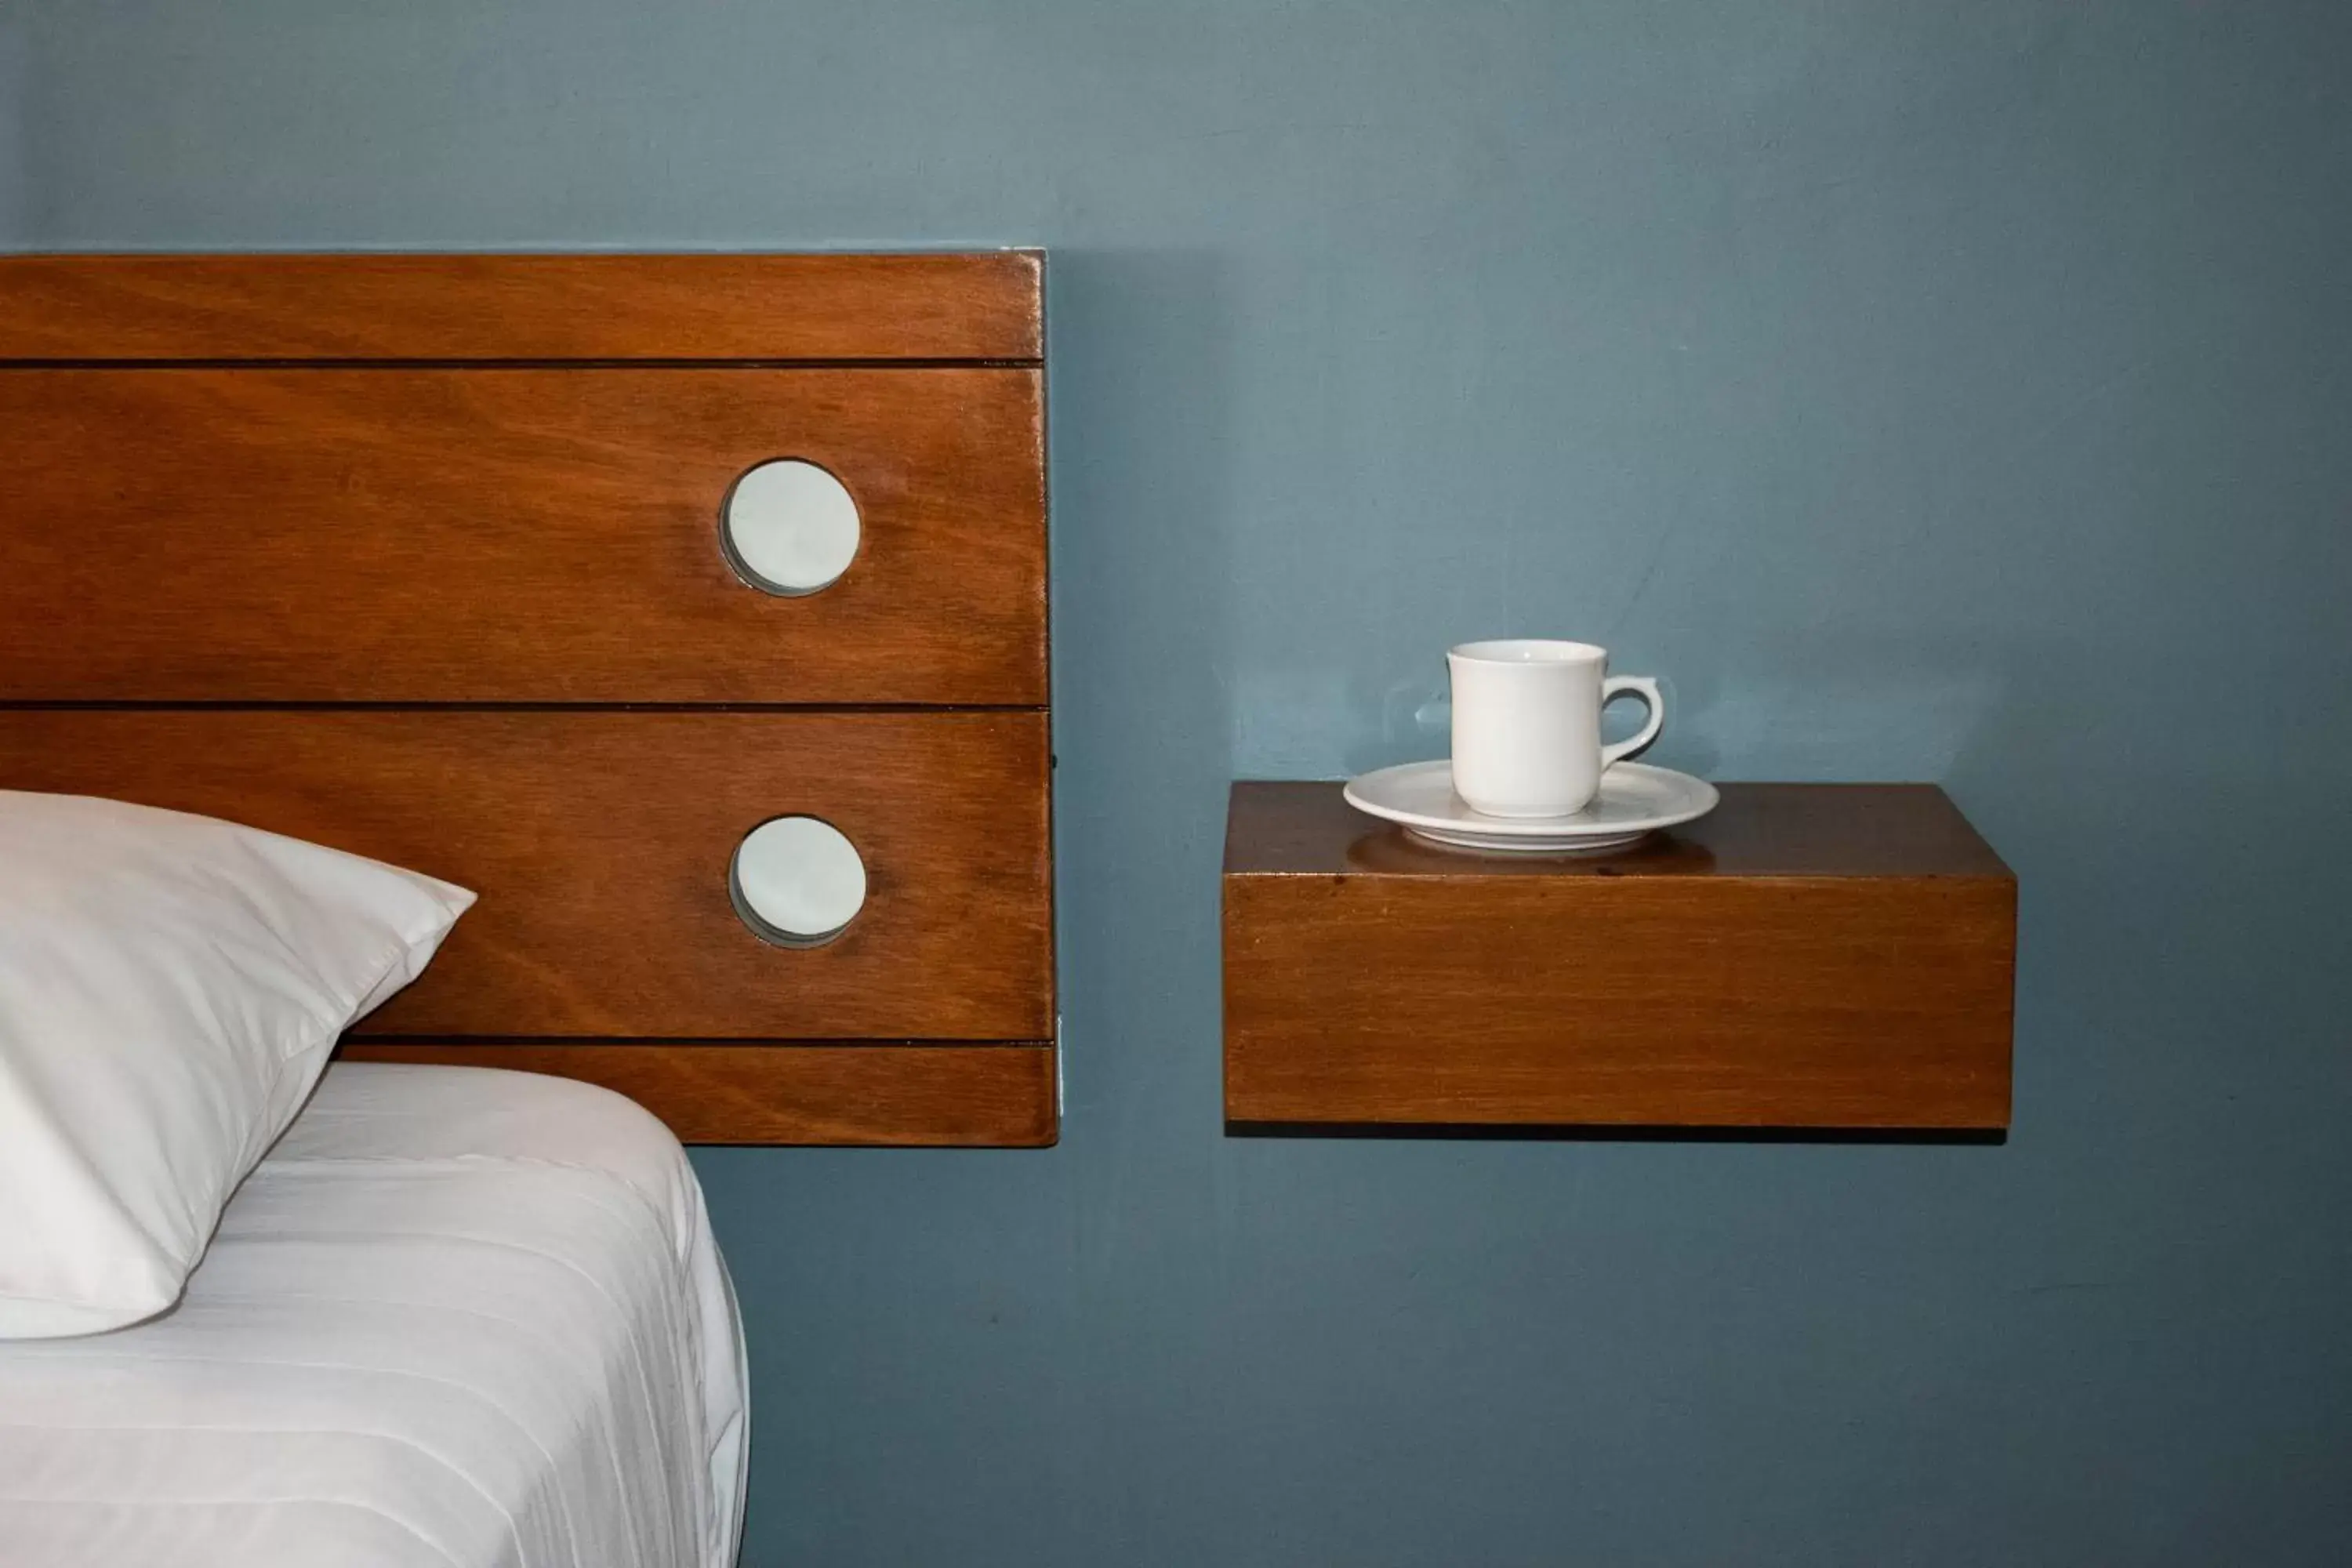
[1223,782,2016,1132]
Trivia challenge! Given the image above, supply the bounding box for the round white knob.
[730,816,867,947]
[721,459,860,595]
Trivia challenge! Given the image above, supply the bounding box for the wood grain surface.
[1,252,1056,1144]
[339,1042,1058,1146]
[0,366,1044,704]
[1224,782,2016,1130]
[0,252,1043,362]
[1227,779,2011,878]
[0,710,1053,1040]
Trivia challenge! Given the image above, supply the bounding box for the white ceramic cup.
[1447,639,1664,818]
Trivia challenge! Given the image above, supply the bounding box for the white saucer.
[1342,760,1719,855]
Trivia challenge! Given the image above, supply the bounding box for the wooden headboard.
[0,252,1054,1147]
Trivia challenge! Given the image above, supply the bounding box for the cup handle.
[1598,676,1664,769]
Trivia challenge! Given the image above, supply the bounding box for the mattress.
[0,1063,748,1568]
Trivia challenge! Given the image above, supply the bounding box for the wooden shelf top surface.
[1226,780,2012,881]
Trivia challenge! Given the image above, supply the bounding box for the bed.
[0,252,1054,1565]
[0,1065,746,1568]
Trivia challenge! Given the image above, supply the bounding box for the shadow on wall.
[1044,247,1240,1143]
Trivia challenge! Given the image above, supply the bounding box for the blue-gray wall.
[13,3,2350,1562]
[0,16,24,247]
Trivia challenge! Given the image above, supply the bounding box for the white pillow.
[0,791,474,1338]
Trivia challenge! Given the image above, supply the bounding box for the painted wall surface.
[0,18,24,246]
[13,3,2350,1562]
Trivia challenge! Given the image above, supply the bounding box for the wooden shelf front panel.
[1224,782,2016,1131]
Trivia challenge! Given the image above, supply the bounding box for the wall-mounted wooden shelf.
[1223,782,2016,1132]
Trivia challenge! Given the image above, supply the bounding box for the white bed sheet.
[0,1063,748,1568]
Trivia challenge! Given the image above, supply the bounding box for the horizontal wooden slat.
[337,1043,1058,1146]
[0,367,1044,704]
[0,710,1053,1040]
[0,252,1042,362]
